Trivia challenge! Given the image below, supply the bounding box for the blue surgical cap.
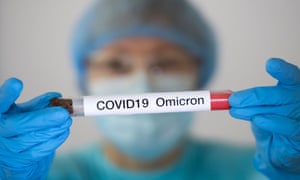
[72,0,217,91]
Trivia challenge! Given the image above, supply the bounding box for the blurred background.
[0,0,299,152]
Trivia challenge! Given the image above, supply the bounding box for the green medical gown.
[47,139,267,180]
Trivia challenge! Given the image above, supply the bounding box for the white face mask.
[87,72,197,161]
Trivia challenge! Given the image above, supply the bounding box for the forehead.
[96,37,191,55]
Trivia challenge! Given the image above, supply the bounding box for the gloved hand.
[229,58,300,179]
[0,78,72,180]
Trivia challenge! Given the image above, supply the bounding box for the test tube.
[50,90,232,117]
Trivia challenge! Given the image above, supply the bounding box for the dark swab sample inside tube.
[51,98,74,114]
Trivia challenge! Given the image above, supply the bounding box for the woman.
[0,0,299,179]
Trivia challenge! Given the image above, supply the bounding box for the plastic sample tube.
[51,90,232,116]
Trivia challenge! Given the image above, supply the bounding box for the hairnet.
[72,0,217,91]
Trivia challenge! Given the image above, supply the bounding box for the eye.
[107,58,124,70]
[86,56,133,76]
[149,54,199,75]
[103,57,132,74]
[151,57,181,72]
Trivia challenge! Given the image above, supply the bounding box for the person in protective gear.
[0,0,299,179]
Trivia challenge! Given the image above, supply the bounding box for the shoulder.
[186,138,266,180]
[47,144,103,180]
[187,138,255,160]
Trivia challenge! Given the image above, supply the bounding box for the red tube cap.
[210,91,232,110]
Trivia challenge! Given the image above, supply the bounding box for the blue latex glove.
[229,58,300,179]
[0,78,72,180]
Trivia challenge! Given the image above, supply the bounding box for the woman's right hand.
[0,78,72,180]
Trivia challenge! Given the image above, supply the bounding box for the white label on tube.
[83,91,211,116]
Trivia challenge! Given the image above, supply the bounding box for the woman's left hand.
[229,58,300,179]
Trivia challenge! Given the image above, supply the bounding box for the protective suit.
[48,141,265,180]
